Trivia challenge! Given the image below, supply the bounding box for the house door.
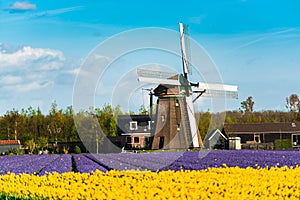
[159,137,164,149]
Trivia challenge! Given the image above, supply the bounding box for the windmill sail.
[196,82,238,99]
[185,96,200,147]
[179,22,192,77]
[137,68,180,85]
[137,68,177,79]
[137,69,238,99]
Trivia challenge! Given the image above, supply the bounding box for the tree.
[96,104,118,136]
[75,112,104,153]
[113,105,123,117]
[47,101,64,144]
[37,136,48,151]
[198,111,211,139]
[63,106,79,142]
[36,107,46,140]
[24,106,38,142]
[138,105,148,115]
[286,94,300,112]
[240,96,254,113]
[24,139,35,154]
[3,109,24,140]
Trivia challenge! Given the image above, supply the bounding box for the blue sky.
[0,0,300,114]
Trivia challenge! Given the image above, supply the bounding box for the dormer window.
[130,121,138,130]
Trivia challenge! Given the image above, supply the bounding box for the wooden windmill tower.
[137,23,238,149]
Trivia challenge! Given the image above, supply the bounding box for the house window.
[175,99,179,107]
[292,134,300,147]
[130,121,138,130]
[161,115,165,122]
[254,134,261,143]
[134,137,140,143]
[126,136,132,144]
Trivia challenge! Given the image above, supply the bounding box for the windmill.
[137,23,238,149]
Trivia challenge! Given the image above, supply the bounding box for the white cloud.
[227,28,298,54]
[3,81,51,92]
[66,68,80,75]
[0,45,65,71]
[0,75,22,84]
[188,14,207,25]
[0,44,68,93]
[33,6,84,18]
[7,1,36,12]
[75,54,111,82]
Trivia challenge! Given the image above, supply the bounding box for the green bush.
[74,145,81,154]
[274,139,292,150]
[5,148,23,156]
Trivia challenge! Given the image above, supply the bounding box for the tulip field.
[1,150,300,199]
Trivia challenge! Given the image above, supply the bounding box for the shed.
[0,140,21,153]
[223,122,300,149]
[204,129,227,149]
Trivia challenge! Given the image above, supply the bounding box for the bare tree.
[286,94,300,112]
[47,101,63,145]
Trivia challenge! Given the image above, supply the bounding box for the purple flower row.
[88,152,184,171]
[162,150,300,171]
[0,154,59,174]
[38,154,72,175]
[0,150,299,174]
[73,154,107,173]
[84,150,300,171]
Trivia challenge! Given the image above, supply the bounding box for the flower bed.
[0,150,299,174]
[0,167,300,199]
[0,150,300,199]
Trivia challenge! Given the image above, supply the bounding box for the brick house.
[117,115,153,149]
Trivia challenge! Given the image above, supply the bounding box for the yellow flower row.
[0,166,300,200]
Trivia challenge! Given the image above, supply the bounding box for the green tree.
[36,107,46,140]
[114,105,123,117]
[23,106,39,142]
[240,96,254,113]
[75,112,103,153]
[198,111,211,140]
[3,109,25,140]
[96,104,117,136]
[37,136,48,151]
[24,139,35,154]
[47,101,64,144]
[63,106,79,142]
[225,116,236,124]
[138,105,148,115]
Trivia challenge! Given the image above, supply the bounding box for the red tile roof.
[0,140,20,145]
